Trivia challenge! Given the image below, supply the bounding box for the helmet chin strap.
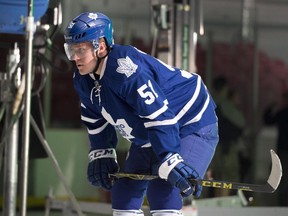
[92,47,110,79]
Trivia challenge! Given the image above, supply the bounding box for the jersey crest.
[116,56,138,77]
[101,107,135,140]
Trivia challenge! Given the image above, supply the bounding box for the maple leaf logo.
[116,56,138,77]
[88,13,98,20]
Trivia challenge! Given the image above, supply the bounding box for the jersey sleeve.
[80,101,118,150]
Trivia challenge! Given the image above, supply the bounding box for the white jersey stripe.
[81,115,99,123]
[81,103,86,108]
[175,75,201,121]
[184,92,210,125]
[144,118,178,128]
[139,100,168,120]
[87,122,109,135]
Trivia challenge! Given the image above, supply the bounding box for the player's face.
[70,42,97,75]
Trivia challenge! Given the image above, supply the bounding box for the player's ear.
[98,38,107,53]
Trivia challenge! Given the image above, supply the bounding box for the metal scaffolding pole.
[151,0,203,72]
[19,0,35,215]
[2,43,21,216]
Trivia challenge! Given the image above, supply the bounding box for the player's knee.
[113,209,144,216]
[151,209,183,215]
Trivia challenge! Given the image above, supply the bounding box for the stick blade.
[267,149,282,192]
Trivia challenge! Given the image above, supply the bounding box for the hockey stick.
[111,149,282,193]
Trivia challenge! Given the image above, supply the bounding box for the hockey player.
[64,12,219,216]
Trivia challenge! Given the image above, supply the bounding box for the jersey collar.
[99,56,108,79]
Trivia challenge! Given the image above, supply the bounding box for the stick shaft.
[110,150,282,193]
[111,173,275,193]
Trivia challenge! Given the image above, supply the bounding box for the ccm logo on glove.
[88,148,117,161]
[159,153,184,179]
[87,148,119,190]
[158,153,202,197]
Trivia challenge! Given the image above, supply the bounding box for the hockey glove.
[87,148,119,190]
[158,153,202,197]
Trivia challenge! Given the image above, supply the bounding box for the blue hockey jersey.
[73,44,217,159]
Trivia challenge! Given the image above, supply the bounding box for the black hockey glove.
[87,148,119,190]
[158,153,202,197]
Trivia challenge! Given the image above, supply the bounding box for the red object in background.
[208,42,288,122]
